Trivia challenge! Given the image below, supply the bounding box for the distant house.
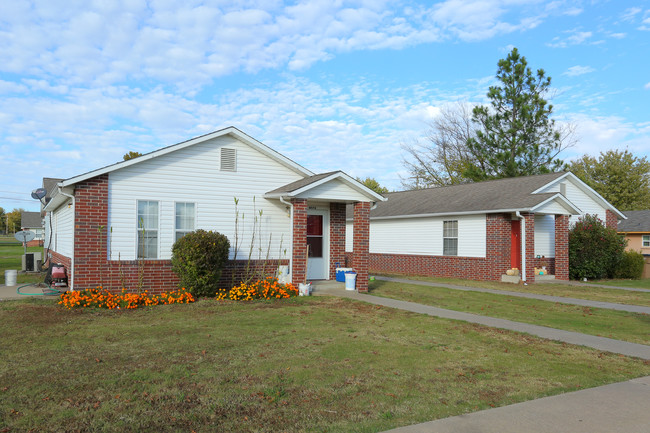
[20,211,44,246]
[618,210,650,278]
[44,127,384,293]
[346,172,624,283]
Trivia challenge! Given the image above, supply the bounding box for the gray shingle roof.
[21,211,42,228]
[266,171,342,195]
[364,172,567,219]
[619,210,650,232]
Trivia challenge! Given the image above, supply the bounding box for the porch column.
[353,202,370,292]
[554,214,569,280]
[329,202,346,280]
[523,212,535,283]
[292,199,307,285]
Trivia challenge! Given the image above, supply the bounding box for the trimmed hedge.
[614,250,645,279]
[171,229,230,297]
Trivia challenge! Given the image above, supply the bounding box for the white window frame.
[643,235,650,248]
[136,200,159,259]
[443,220,458,256]
[175,202,196,242]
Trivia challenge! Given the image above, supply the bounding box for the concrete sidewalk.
[0,283,60,301]
[313,283,650,360]
[375,276,650,314]
[385,375,650,433]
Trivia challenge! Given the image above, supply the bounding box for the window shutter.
[220,148,236,171]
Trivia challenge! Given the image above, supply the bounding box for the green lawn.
[594,279,650,290]
[375,273,650,307]
[369,279,650,345]
[0,239,45,285]
[1,297,648,433]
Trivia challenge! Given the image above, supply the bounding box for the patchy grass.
[594,279,650,290]
[374,273,650,307]
[1,297,648,433]
[369,279,650,345]
[0,241,45,285]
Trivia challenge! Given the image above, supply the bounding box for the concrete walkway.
[0,283,60,301]
[385,375,650,433]
[314,283,650,360]
[375,276,650,314]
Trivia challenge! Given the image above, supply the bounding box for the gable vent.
[220,148,236,171]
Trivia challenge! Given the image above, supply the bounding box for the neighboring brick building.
[618,210,650,278]
[44,127,384,294]
[346,172,624,283]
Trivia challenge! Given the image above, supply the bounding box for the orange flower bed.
[59,287,195,310]
[217,277,298,301]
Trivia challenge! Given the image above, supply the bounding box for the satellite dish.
[15,230,36,243]
[31,188,47,200]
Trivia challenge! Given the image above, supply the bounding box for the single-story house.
[20,211,44,246]
[618,210,650,278]
[346,172,624,283]
[44,127,385,293]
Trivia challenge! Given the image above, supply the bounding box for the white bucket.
[4,270,17,286]
[344,272,357,291]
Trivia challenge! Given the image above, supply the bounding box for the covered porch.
[266,171,386,292]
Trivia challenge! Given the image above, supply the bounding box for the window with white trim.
[137,200,159,258]
[175,202,195,242]
[443,220,458,256]
[643,235,650,248]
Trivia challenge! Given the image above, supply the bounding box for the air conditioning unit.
[22,252,42,272]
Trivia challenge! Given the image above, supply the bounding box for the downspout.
[58,188,75,291]
[279,196,293,282]
[515,211,526,283]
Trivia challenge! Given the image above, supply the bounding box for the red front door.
[511,220,521,270]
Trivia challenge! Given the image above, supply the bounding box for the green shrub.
[614,250,645,279]
[171,229,230,297]
[568,214,626,280]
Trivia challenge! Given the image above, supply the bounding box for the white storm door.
[306,210,329,280]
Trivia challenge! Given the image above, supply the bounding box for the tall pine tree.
[464,48,567,181]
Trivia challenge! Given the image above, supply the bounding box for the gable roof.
[58,127,313,188]
[21,211,41,228]
[619,210,650,232]
[367,172,573,219]
[266,171,387,203]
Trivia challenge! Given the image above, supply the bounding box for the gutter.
[58,187,75,291]
[516,211,526,283]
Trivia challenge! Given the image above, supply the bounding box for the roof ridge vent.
[220,148,236,171]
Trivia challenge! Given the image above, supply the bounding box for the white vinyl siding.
[539,178,608,224]
[175,202,195,242]
[296,178,373,202]
[534,215,555,258]
[48,201,74,257]
[347,214,486,257]
[108,135,302,261]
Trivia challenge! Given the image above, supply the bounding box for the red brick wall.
[523,212,536,283]
[291,199,307,285]
[486,213,512,279]
[329,202,346,280]
[605,209,618,229]
[68,174,292,294]
[352,202,371,292]
[554,214,569,280]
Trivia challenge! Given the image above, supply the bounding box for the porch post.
[353,202,370,292]
[554,214,569,280]
[329,202,346,280]
[523,212,535,283]
[291,198,307,285]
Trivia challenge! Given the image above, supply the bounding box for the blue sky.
[1,0,649,212]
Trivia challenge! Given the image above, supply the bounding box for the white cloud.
[548,29,592,48]
[563,65,595,77]
[645,82,650,90]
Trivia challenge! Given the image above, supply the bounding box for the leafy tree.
[6,208,23,234]
[568,150,650,211]
[356,177,389,194]
[401,102,482,188]
[0,207,5,233]
[569,214,626,280]
[123,151,143,161]
[464,48,572,181]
